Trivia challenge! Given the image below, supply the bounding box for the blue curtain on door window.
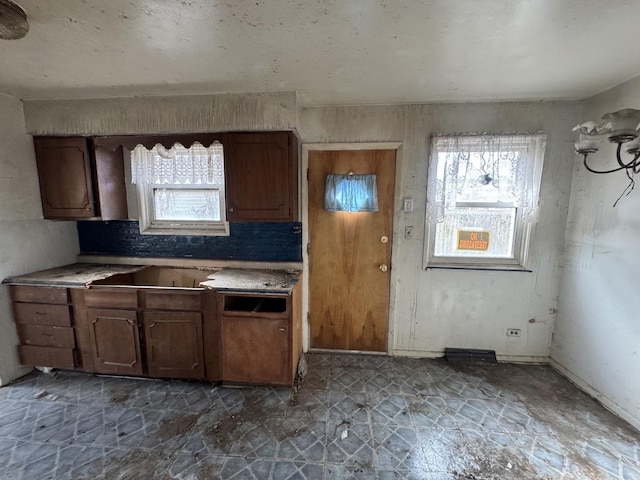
[324,174,379,212]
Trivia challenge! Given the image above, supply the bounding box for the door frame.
[301,142,403,354]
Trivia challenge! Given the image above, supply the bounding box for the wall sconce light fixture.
[573,108,640,204]
[324,173,379,212]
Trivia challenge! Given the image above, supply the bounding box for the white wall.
[300,101,581,361]
[24,92,298,135]
[552,77,640,429]
[0,94,79,386]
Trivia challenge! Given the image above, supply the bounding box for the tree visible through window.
[425,134,546,269]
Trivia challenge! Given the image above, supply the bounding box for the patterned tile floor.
[0,353,638,479]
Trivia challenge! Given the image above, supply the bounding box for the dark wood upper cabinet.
[34,137,96,219]
[224,132,298,222]
[33,137,127,220]
[33,132,298,222]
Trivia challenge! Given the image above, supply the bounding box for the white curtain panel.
[426,134,547,224]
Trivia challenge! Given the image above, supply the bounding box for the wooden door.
[309,149,395,352]
[87,308,143,375]
[143,311,205,379]
[224,132,298,221]
[34,137,96,219]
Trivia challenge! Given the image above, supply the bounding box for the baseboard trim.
[308,348,386,356]
[550,359,640,432]
[391,350,550,364]
[390,350,443,358]
[496,355,550,364]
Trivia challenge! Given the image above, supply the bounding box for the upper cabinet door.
[92,143,128,220]
[224,132,298,222]
[34,137,96,219]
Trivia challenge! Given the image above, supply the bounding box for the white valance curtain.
[426,133,547,223]
[130,141,224,185]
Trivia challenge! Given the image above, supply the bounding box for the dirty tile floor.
[0,353,638,479]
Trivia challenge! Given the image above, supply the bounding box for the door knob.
[379,264,388,272]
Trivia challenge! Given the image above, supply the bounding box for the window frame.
[423,134,544,271]
[137,183,229,236]
[132,141,230,237]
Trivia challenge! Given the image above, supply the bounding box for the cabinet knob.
[279,327,286,332]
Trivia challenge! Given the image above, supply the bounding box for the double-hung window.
[424,134,546,269]
[131,141,229,236]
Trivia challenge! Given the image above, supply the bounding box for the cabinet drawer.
[11,285,68,305]
[84,289,138,308]
[13,303,72,327]
[17,325,75,348]
[18,345,75,369]
[144,291,201,311]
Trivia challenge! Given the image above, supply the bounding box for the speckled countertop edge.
[2,263,147,287]
[200,268,301,293]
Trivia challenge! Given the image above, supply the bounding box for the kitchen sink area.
[2,262,302,387]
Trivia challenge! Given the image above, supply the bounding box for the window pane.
[438,151,521,205]
[434,207,516,258]
[153,188,221,221]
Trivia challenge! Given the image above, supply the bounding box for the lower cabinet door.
[143,311,205,379]
[221,316,290,385]
[87,308,143,375]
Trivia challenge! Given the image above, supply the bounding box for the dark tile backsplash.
[77,220,302,262]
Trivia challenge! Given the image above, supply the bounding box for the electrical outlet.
[403,198,413,212]
[404,226,414,239]
[506,328,521,337]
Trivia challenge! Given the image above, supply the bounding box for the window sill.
[139,222,230,237]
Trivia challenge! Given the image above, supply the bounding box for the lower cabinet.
[219,286,301,386]
[9,277,299,386]
[143,311,204,379]
[87,308,142,376]
[10,285,77,369]
[221,315,290,385]
[78,288,208,380]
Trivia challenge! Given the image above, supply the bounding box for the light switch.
[403,197,413,212]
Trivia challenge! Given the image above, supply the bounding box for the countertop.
[3,263,300,293]
[2,263,146,287]
[200,268,300,294]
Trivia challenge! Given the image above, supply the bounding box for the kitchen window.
[424,133,546,270]
[131,141,229,236]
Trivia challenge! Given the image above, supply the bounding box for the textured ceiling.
[1,0,640,105]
